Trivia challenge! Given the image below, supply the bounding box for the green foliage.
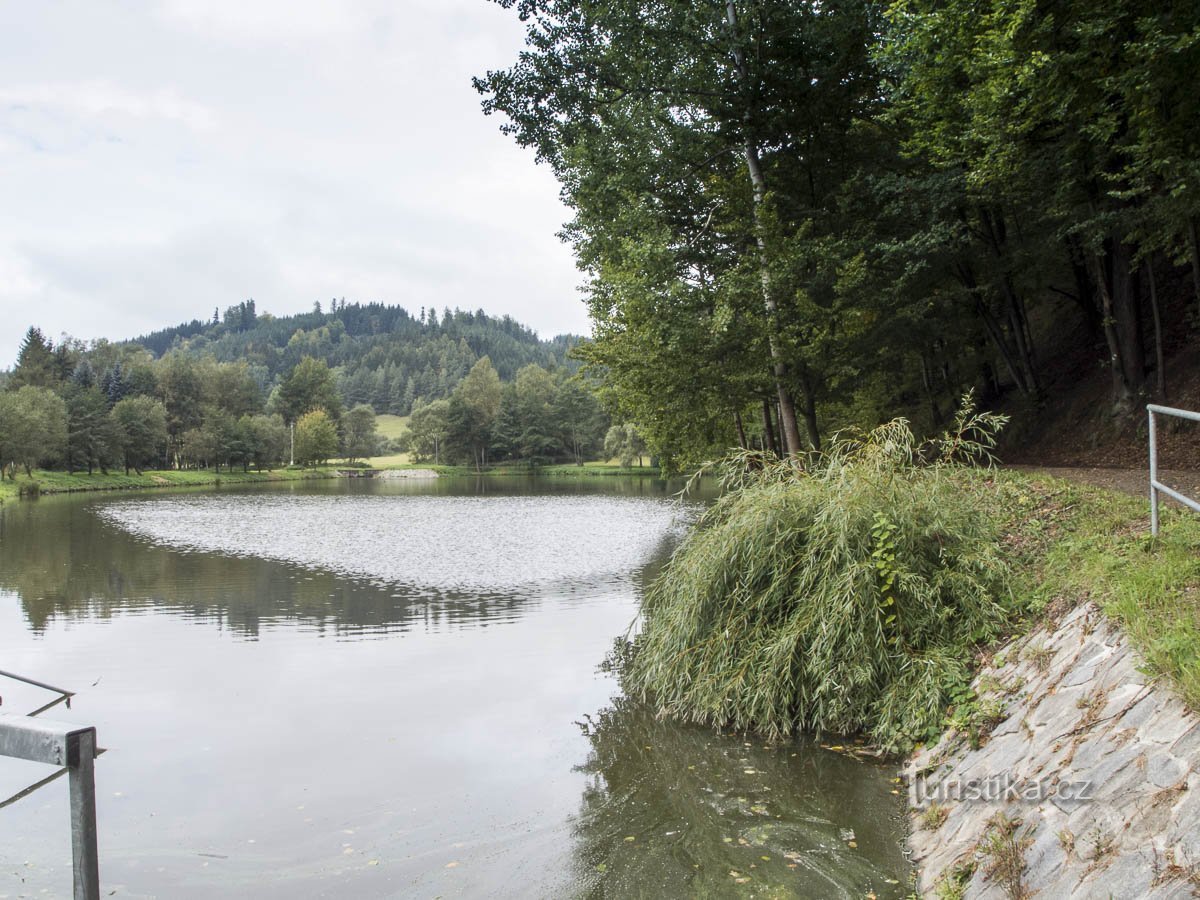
[293,409,339,466]
[64,385,118,475]
[408,399,451,464]
[482,0,1200,461]
[275,356,341,424]
[109,396,168,474]
[0,386,68,477]
[341,404,380,462]
[626,403,1012,751]
[444,356,502,471]
[11,327,60,389]
[603,423,646,469]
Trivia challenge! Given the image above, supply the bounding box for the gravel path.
[1010,465,1200,502]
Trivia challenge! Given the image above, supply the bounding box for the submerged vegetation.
[626,401,1014,752]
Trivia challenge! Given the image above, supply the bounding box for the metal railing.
[1148,404,1200,535]
[0,671,99,900]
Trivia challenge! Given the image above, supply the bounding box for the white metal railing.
[0,671,99,900]
[1147,404,1200,535]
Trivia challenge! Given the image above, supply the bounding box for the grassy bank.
[619,417,1200,752]
[0,466,340,502]
[1009,472,1200,710]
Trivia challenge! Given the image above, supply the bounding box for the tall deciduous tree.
[446,357,502,471]
[275,357,342,424]
[0,386,68,477]
[293,409,339,465]
[341,404,380,462]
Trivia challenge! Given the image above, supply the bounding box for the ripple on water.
[97,494,693,594]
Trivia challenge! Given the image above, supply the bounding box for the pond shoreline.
[0,467,340,501]
[0,464,668,502]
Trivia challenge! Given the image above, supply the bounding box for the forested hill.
[129,299,581,416]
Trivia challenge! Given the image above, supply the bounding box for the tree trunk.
[955,264,1029,394]
[1090,252,1135,412]
[1109,241,1145,391]
[1188,217,1200,318]
[920,352,942,428]
[725,0,805,457]
[797,364,821,451]
[1065,234,1103,338]
[734,409,748,449]
[761,399,778,456]
[1147,257,1166,398]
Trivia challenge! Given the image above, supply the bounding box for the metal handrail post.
[1149,406,1160,535]
[69,728,99,900]
[0,714,99,900]
[1146,404,1200,535]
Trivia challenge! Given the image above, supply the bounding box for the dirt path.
[1009,464,1200,500]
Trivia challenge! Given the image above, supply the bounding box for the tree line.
[476,0,1200,471]
[0,321,616,479]
[405,356,612,470]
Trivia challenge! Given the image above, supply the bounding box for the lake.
[0,478,911,898]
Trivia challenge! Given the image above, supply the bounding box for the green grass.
[374,414,410,440]
[0,466,339,502]
[1012,474,1200,710]
[365,452,413,466]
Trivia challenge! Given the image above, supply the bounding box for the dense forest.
[0,302,613,476]
[133,298,580,416]
[476,0,1200,471]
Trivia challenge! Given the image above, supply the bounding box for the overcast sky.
[0,1,588,367]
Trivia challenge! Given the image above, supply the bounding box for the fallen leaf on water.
[848,841,858,849]
[367,860,379,867]
[760,855,770,861]
[624,836,636,842]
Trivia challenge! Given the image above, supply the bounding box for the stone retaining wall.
[906,603,1200,898]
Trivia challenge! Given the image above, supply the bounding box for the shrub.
[625,398,1012,752]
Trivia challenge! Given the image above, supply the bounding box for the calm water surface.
[0,478,911,898]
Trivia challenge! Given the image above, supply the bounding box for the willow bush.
[626,400,1013,752]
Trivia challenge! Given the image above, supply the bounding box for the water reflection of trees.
[569,699,912,899]
[0,498,535,636]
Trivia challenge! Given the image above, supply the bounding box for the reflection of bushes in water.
[627,403,1013,753]
[569,698,911,899]
[0,500,530,635]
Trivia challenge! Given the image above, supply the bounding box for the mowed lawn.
[367,414,411,466]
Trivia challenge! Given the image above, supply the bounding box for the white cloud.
[0,82,215,131]
[0,1,587,366]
